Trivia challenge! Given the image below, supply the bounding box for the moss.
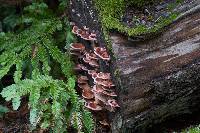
[95,0,181,37]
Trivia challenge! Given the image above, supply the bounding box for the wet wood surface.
[68,0,200,132]
[110,8,200,133]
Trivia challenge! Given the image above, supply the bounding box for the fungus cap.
[77,78,88,84]
[94,78,115,88]
[78,75,88,81]
[102,91,117,97]
[99,120,110,126]
[92,85,104,93]
[94,47,110,61]
[88,70,97,75]
[85,101,102,111]
[72,25,79,34]
[107,99,120,108]
[83,26,89,30]
[86,53,98,60]
[70,43,85,51]
[78,83,90,89]
[82,89,94,99]
[97,72,111,79]
[83,57,90,64]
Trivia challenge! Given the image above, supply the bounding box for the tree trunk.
[69,0,200,132]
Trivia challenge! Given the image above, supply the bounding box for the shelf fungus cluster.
[72,25,97,41]
[70,24,119,113]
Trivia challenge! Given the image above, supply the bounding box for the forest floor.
[0,75,30,132]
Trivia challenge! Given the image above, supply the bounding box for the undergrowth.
[179,125,200,133]
[0,1,94,132]
[95,0,180,37]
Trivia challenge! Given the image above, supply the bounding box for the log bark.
[68,0,200,132]
[110,7,200,133]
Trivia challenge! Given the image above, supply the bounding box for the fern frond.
[0,1,94,132]
[82,108,95,133]
[43,37,74,78]
[14,60,23,83]
[37,45,50,75]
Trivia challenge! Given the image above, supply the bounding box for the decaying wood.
[69,0,200,132]
[110,7,200,133]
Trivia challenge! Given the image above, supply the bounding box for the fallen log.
[110,7,200,133]
[68,0,200,132]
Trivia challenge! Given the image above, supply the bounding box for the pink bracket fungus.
[91,72,98,79]
[82,89,94,99]
[78,75,88,81]
[83,57,90,64]
[76,29,84,37]
[94,78,115,88]
[77,78,88,84]
[78,83,90,89]
[69,51,82,56]
[81,65,88,71]
[86,52,98,60]
[85,101,102,111]
[90,33,96,37]
[97,72,111,80]
[99,120,110,126]
[83,54,99,68]
[89,34,97,41]
[102,91,117,97]
[107,99,120,108]
[74,64,88,72]
[87,70,97,76]
[83,26,89,31]
[94,47,110,61]
[93,92,109,104]
[72,25,79,34]
[77,76,88,84]
[101,52,110,61]
[86,32,97,41]
[71,24,119,120]
[92,85,116,96]
[70,43,85,51]
[80,31,91,41]
[92,85,104,93]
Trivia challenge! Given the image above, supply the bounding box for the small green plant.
[0,1,94,132]
[0,105,9,118]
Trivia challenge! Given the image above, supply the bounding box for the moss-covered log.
[110,7,200,133]
[68,0,200,132]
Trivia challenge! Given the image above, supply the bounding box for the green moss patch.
[95,0,182,37]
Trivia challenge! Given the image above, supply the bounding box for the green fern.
[0,1,94,132]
